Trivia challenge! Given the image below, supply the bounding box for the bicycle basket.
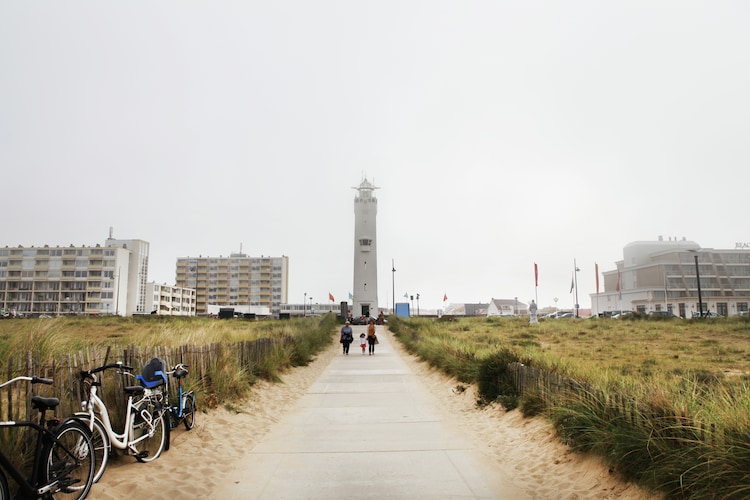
[136,358,167,389]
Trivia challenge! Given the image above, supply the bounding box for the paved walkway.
[216,325,525,499]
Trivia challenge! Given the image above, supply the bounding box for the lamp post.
[304,292,307,317]
[309,297,313,316]
[392,259,396,315]
[573,259,580,318]
[416,293,420,316]
[514,297,518,316]
[688,250,703,318]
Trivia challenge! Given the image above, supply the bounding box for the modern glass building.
[593,237,750,317]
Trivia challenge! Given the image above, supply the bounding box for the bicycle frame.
[0,376,89,498]
[79,364,164,456]
[165,364,195,428]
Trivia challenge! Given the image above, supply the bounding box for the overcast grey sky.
[2,1,748,312]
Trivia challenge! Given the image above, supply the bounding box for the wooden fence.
[1,336,291,425]
[507,361,720,444]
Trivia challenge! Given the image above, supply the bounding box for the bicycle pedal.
[59,478,81,492]
[136,451,150,459]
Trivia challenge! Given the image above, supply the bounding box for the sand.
[92,330,658,499]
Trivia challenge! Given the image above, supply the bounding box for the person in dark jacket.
[340,321,353,355]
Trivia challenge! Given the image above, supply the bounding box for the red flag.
[443,293,448,302]
[329,292,334,302]
[595,263,599,294]
[534,263,538,287]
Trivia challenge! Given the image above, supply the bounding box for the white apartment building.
[175,253,289,316]
[105,230,150,315]
[145,283,197,316]
[592,237,750,318]
[0,242,131,316]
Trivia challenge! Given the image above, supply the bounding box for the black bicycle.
[0,376,96,499]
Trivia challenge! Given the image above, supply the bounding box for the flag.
[443,293,448,302]
[534,263,538,287]
[570,272,575,293]
[595,263,599,294]
[348,292,353,300]
[329,292,334,302]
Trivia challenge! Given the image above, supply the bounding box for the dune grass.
[389,314,750,499]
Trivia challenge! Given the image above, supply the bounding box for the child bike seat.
[136,358,167,388]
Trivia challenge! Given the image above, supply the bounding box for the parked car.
[350,316,376,325]
[612,311,634,319]
[691,311,723,318]
[647,311,682,319]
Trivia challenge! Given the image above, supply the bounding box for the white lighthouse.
[352,178,379,318]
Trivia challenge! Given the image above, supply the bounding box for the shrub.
[477,347,521,409]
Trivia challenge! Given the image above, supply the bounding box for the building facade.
[352,178,379,317]
[175,253,289,316]
[592,237,750,317]
[0,242,132,316]
[105,230,150,315]
[145,283,197,316]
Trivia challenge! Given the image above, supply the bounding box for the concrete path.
[216,326,526,499]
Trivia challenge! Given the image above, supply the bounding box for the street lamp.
[304,292,307,317]
[416,293,420,316]
[573,259,580,318]
[514,296,518,316]
[392,259,396,315]
[688,250,703,318]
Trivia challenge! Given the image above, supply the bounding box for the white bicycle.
[76,359,168,483]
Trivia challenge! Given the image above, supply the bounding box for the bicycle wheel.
[0,469,9,500]
[183,395,195,430]
[130,397,167,463]
[44,421,95,500]
[78,415,110,483]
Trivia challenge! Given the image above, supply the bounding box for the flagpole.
[595,263,599,317]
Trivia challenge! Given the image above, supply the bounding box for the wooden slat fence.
[507,361,721,445]
[0,337,290,430]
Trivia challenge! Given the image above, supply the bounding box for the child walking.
[359,333,367,354]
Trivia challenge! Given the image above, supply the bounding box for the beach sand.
[92,330,658,499]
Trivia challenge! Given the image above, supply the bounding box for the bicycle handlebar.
[0,375,53,389]
[80,362,134,380]
[165,363,189,375]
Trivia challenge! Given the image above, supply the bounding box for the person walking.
[340,321,353,355]
[359,333,367,354]
[366,319,377,355]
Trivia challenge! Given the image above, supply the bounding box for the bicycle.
[0,376,95,499]
[164,363,195,431]
[76,359,168,483]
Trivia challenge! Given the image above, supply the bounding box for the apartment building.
[0,243,131,316]
[175,253,288,316]
[105,232,150,315]
[145,283,197,316]
[593,237,750,317]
